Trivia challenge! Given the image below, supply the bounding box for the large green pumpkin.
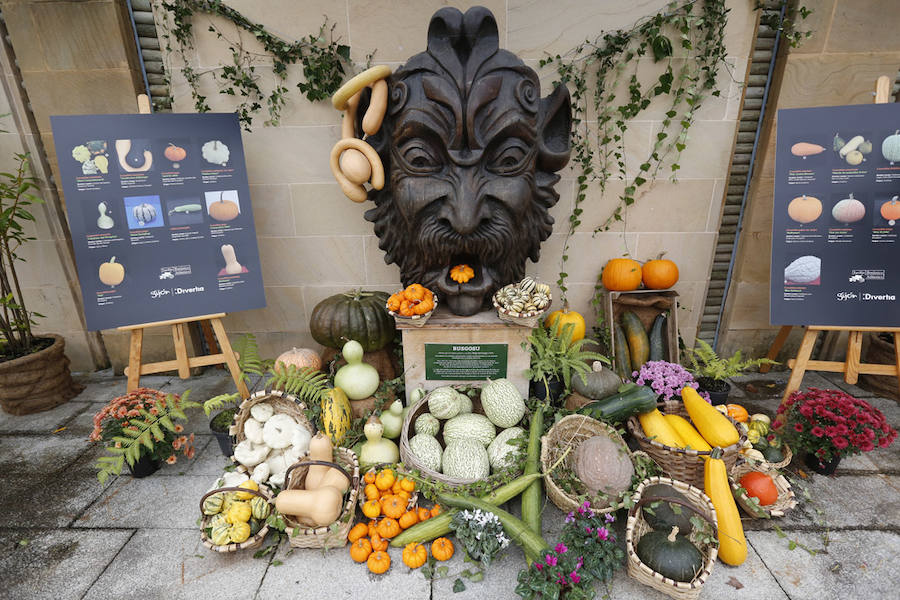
[309,289,395,351]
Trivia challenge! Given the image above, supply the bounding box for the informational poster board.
[424,343,508,380]
[50,113,266,330]
[771,104,899,327]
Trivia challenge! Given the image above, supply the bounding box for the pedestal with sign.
[397,307,533,400]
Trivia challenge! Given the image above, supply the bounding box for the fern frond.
[267,365,328,405]
[233,333,271,379]
[203,392,241,416]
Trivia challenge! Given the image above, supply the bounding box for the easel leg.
[762,325,792,373]
[844,330,863,385]
[783,328,819,402]
[126,328,143,392]
[210,317,250,398]
[172,323,191,379]
[894,333,900,396]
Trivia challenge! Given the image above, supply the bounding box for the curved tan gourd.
[362,79,388,135]
[341,91,361,140]
[330,138,385,203]
[332,65,392,111]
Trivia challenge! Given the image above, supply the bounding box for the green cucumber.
[648,313,667,362]
[577,385,658,422]
[613,324,632,378]
[521,404,544,551]
[621,311,650,370]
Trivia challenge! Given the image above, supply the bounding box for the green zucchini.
[521,404,544,554]
[577,385,658,422]
[613,324,632,378]
[648,313,667,362]
[437,493,550,562]
[621,311,650,370]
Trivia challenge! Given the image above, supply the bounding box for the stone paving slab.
[793,473,900,529]
[819,372,877,397]
[184,436,234,476]
[0,401,90,434]
[0,467,114,528]
[0,434,92,477]
[82,528,269,600]
[0,528,134,600]
[749,530,900,600]
[431,543,526,599]
[74,475,214,530]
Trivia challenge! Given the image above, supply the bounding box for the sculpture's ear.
[537,84,572,172]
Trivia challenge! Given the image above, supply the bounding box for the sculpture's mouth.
[435,255,494,296]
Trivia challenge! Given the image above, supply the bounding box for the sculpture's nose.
[441,170,489,235]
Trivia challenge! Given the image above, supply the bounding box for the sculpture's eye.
[488,141,528,174]
[399,142,441,174]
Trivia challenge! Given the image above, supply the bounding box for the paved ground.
[0,369,896,600]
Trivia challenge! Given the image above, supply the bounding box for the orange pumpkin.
[363,470,377,485]
[544,308,586,343]
[362,499,382,519]
[364,483,380,501]
[367,550,391,574]
[417,507,431,522]
[348,522,369,543]
[367,520,378,539]
[164,143,187,163]
[377,517,401,539]
[274,347,322,373]
[375,469,395,491]
[430,504,443,518]
[382,495,406,520]
[391,480,403,495]
[739,471,778,506]
[370,531,388,551]
[725,403,749,423]
[641,259,679,290]
[601,258,643,291]
[881,197,900,223]
[350,537,372,562]
[402,542,428,569]
[398,510,419,530]
[396,490,411,505]
[450,264,475,284]
[431,537,454,561]
[400,478,416,492]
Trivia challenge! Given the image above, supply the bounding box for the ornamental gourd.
[881,196,900,225]
[367,550,391,574]
[274,347,322,373]
[601,258,642,291]
[403,542,428,568]
[210,521,231,546]
[350,537,372,562]
[431,537,455,561]
[359,415,399,467]
[202,493,224,515]
[487,426,525,471]
[414,413,440,436]
[739,471,778,506]
[99,256,125,286]
[832,193,865,224]
[544,307,586,342]
[249,496,270,520]
[208,191,240,221]
[310,289,395,351]
[882,130,900,164]
[573,433,634,497]
[321,387,352,444]
[787,195,822,224]
[681,387,739,447]
[479,378,526,428]
[408,433,442,472]
[641,259,679,290]
[427,386,462,420]
[380,400,405,439]
[442,440,490,480]
[443,413,497,447]
[229,521,251,544]
[334,340,380,400]
[132,203,156,226]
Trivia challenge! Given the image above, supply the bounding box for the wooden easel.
[119,95,248,398]
[775,76,900,401]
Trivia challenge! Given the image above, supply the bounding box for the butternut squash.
[704,448,746,565]
[681,387,739,447]
[275,486,344,527]
[637,409,684,448]
[305,432,334,489]
[663,414,712,451]
[316,466,351,493]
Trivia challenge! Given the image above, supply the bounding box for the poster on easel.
[50,113,266,330]
[771,103,900,327]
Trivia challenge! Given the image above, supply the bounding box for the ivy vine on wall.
[157,0,354,129]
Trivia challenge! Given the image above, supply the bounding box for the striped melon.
[414,413,440,437]
[480,378,527,428]
[428,386,461,420]
[409,433,443,473]
[487,426,525,472]
[442,440,490,480]
[443,413,496,447]
[455,392,473,414]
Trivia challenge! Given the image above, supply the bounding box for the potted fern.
[525,322,608,403]
[685,339,775,404]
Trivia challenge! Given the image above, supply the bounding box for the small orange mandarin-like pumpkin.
[450,264,475,284]
[641,259,679,290]
[382,496,406,520]
[350,537,372,563]
[417,507,431,522]
[413,297,434,315]
[396,490,411,505]
[391,480,403,494]
[403,543,428,569]
[601,258,643,291]
[370,531,388,551]
[367,550,391,574]
[725,403,749,423]
[348,522,369,544]
[399,510,419,530]
[386,295,402,312]
[364,470,377,485]
[400,478,416,492]
[430,504,443,518]
[377,517,401,539]
[368,520,379,539]
[881,197,900,223]
[375,469,395,491]
[431,537,454,561]
[362,499,382,519]
[365,483,380,501]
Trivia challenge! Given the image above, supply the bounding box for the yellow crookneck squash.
[681,387,739,447]
[705,448,747,566]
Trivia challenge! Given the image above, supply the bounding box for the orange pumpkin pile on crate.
[387,284,435,317]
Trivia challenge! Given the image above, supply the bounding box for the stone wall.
[718,0,900,359]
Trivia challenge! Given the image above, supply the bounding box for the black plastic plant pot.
[209,408,237,457]
[128,455,161,478]
[804,452,841,476]
[697,377,731,405]
[530,377,565,403]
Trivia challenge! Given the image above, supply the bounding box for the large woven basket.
[199,484,273,553]
[540,414,649,513]
[281,447,360,548]
[626,476,719,600]
[730,462,797,518]
[626,401,745,489]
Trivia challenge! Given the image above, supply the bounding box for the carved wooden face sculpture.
[364,7,571,315]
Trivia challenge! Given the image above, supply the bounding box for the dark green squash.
[613,324,632,378]
[620,311,650,370]
[648,313,667,361]
[640,484,694,534]
[577,385,657,423]
[309,289,396,351]
[572,366,622,400]
[636,526,703,583]
[760,444,784,464]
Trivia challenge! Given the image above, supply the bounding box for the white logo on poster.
[836,291,858,301]
[848,274,864,283]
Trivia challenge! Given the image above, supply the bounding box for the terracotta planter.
[0,334,82,415]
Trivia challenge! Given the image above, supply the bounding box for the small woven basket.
[766,443,793,469]
[199,484,273,553]
[399,388,524,489]
[730,462,797,518]
[626,476,719,600]
[358,463,418,510]
[387,291,438,327]
[626,401,745,489]
[492,295,549,327]
[281,447,360,548]
[540,414,649,513]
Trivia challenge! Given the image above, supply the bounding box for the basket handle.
[199,485,270,516]
[633,494,718,536]
[284,459,355,489]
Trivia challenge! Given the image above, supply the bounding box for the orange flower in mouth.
[450,264,474,284]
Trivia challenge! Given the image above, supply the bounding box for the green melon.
[480,378,526,428]
[409,433,443,473]
[455,392,473,414]
[442,440,490,480]
[414,413,440,437]
[487,426,525,472]
[428,386,461,419]
[443,413,496,447]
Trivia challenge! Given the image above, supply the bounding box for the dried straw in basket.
[626,476,719,600]
[540,414,646,513]
[199,484,273,553]
[730,462,797,518]
[626,401,745,489]
[281,447,360,549]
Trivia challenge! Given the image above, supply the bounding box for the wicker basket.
[730,462,797,518]
[199,484,273,553]
[626,476,719,600]
[399,388,524,488]
[766,443,793,469]
[358,463,418,510]
[387,291,438,327]
[626,401,745,489]
[281,447,360,548]
[540,414,649,513]
[491,295,549,327]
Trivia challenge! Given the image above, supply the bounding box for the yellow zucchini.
[663,414,712,451]
[704,448,747,565]
[637,409,684,448]
[681,387,739,447]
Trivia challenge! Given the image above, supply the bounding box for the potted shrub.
[685,339,775,405]
[0,153,81,415]
[525,322,607,403]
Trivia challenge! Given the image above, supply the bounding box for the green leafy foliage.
[685,338,776,381]
[524,322,607,397]
[449,509,511,568]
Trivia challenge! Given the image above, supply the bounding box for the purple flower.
[570,571,581,584]
[534,562,543,571]
[576,556,584,569]
[555,543,568,554]
[585,526,593,535]
[597,527,609,541]
[545,554,558,567]
[605,513,615,523]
